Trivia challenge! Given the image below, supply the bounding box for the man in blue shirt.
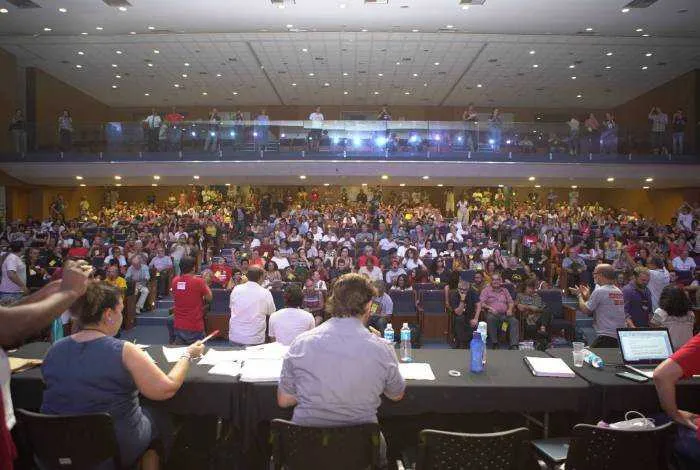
[623,266,652,327]
[125,256,150,314]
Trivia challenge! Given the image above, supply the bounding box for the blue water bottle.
[470,331,484,373]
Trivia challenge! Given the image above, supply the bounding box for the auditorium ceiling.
[0,0,699,108]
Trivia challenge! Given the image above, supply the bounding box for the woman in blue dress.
[41,282,204,469]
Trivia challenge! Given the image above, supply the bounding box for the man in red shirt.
[209,257,233,288]
[653,333,700,463]
[357,245,380,268]
[170,256,212,345]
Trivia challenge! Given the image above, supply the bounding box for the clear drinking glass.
[572,342,585,367]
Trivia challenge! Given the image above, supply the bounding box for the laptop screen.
[618,328,674,365]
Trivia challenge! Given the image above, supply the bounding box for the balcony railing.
[3,120,698,163]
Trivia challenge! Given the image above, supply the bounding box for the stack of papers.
[524,356,576,378]
[162,346,190,363]
[239,358,283,382]
[208,362,243,378]
[244,342,289,360]
[198,349,248,366]
[398,363,436,381]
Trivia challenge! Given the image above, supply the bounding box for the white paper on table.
[134,344,150,350]
[244,342,289,360]
[208,361,243,378]
[162,346,189,363]
[398,363,436,381]
[239,358,284,382]
[198,349,249,366]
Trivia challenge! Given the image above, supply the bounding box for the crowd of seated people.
[0,186,697,350]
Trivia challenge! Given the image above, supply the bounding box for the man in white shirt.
[378,235,398,256]
[142,108,162,152]
[271,249,290,271]
[268,285,315,346]
[308,106,324,152]
[358,258,384,283]
[647,257,670,311]
[229,266,276,346]
[672,250,696,273]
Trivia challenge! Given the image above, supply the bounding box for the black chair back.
[272,289,285,310]
[416,427,533,470]
[566,422,674,470]
[539,289,563,319]
[420,290,446,316]
[390,290,418,316]
[17,409,122,469]
[210,288,229,314]
[270,419,380,470]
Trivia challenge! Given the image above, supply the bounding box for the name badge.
[177,282,187,291]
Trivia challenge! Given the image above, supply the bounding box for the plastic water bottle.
[400,323,412,362]
[470,331,485,373]
[582,349,605,369]
[384,323,394,344]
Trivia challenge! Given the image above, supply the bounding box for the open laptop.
[617,328,674,378]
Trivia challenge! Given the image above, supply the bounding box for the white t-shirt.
[309,112,325,122]
[419,248,437,258]
[1,349,14,430]
[358,266,384,282]
[678,212,693,232]
[0,253,26,293]
[672,257,696,271]
[268,308,315,346]
[271,256,290,270]
[648,268,670,311]
[229,281,276,345]
[651,308,695,350]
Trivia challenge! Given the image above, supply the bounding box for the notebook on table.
[617,328,673,379]
[524,356,576,378]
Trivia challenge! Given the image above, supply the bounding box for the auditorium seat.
[270,419,380,470]
[206,288,230,337]
[539,289,574,341]
[419,290,448,341]
[389,290,419,331]
[210,288,229,314]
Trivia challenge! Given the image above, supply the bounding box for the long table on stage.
[9,343,700,451]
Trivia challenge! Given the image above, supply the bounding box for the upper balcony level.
[3,119,699,164]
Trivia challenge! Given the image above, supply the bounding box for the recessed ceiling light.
[534,185,541,188]
[201,91,208,96]
[76,51,85,56]
[216,73,222,77]
[153,175,160,180]
[642,33,650,37]
[412,73,418,77]
[621,8,630,13]
[645,52,653,57]
[115,183,122,187]
[129,31,136,35]
[361,28,368,32]
[585,27,593,32]
[184,62,190,66]
[115,74,121,78]
[529,50,536,55]
[437,184,444,187]
[80,32,88,35]
[497,184,504,188]
[378,73,383,77]
[642,186,650,190]
[528,176,536,181]
[606,51,613,56]
[193,175,200,180]
[576,94,583,98]
[323,183,331,187]
[58,7,67,13]
[445,24,454,29]
[299,175,306,180]
[308,72,315,76]
[381,175,389,180]
[173,84,180,88]
[571,185,578,189]
[605,65,612,69]
[606,177,614,182]
[361,183,368,186]
[343,90,349,95]
[144,92,150,96]
[75,64,83,69]
[641,66,648,70]
[323,82,330,87]
[569,64,575,69]
[0,8,9,13]
[532,64,539,68]
[151,183,158,187]
[645,177,654,182]
[225,183,231,186]
[395,61,400,65]
[148,25,155,30]
[571,76,577,80]
[114,175,122,180]
[95,26,103,30]
[412,29,420,33]
[182,73,188,78]
[43,27,52,32]
[373,91,380,95]
[635,28,643,32]
[423,82,428,87]
[75,176,83,180]
[232,91,238,95]
[115,50,123,55]
[153,49,160,54]
[118,6,127,12]
[291,83,297,86]
[111,84,118,89]
[422,175,430,180]
[434,62,440,66]
[301,48,308,52]
[343,72,349,76]
[476,83,483,88]
[404,91,411,95]
[79,183,86,187]
[111,64,118,68]
[399,183,406,187]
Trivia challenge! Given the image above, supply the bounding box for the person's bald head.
[593,264,616,284]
